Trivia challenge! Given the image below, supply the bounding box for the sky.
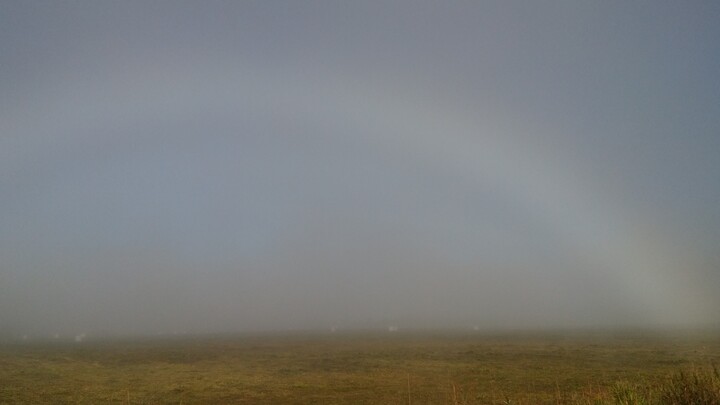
[1,1,719,337]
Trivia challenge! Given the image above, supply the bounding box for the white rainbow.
[2,58,714,326]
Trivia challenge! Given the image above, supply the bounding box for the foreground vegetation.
[1,330,719,404]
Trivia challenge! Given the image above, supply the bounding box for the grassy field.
[1,330,719,404]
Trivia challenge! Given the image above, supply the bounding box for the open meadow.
[1,330,719,404]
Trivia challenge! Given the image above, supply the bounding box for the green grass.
[1,331,719,404]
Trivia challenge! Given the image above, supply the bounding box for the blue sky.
[1,1,719,336]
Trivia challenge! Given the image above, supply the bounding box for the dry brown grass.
[0,331,719,404]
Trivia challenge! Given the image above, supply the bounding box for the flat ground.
[1,330,719,404]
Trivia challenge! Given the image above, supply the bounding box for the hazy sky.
[2,1,719,336]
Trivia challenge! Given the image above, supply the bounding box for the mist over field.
[1,1,720,338]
